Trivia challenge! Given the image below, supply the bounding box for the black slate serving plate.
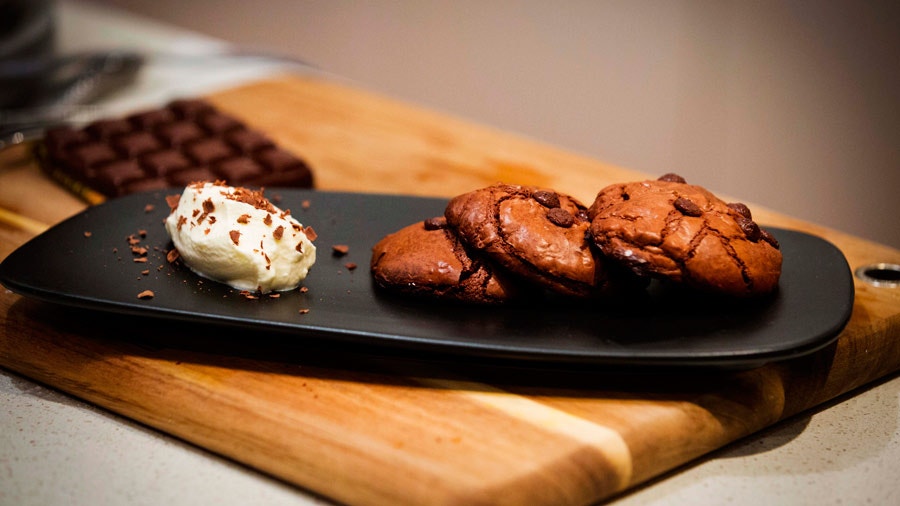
[0,190,854,368]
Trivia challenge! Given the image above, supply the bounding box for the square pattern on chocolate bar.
[40,99,314,199]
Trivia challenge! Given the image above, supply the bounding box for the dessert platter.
[0,186,853,368]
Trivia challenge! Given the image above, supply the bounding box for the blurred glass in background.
[0,0,56,108]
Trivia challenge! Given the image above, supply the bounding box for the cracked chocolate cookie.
[370,217,523,304]
[444,184,610,297]
[587,174,782,297]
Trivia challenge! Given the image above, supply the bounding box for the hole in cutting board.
[855,263,900,287]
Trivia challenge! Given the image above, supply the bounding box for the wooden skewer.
[0,206,50,235]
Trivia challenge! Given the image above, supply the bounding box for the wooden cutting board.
[2,75,899,505]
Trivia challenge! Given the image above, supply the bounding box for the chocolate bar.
[38,99,314,203]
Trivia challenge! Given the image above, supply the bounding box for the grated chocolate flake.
[332,244,350,256]
[137,290,155,299]
[165,194,181,211]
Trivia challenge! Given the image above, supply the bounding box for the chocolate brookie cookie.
[444,184,611,297]
[39,99,313,203]
[370,217,523,304]
[588,174,782,297]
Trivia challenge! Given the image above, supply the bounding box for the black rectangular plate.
[0,190,854,368]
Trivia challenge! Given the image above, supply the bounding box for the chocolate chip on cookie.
[444,184,611,297]
[370,219,523,304]
[588,178,782,297]
[727,202,752,219]
[424,216,447,230]
[533,190,561,209]
[546,207,576,228]
[673,197,703,217]
[658,173,687,184]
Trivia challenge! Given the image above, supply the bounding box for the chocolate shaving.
[229,230,241,245]
[237,214,251,224]
[137,290,155,299]
[332,244,350,256]
[303,226,317,241]
[226,186,277,213]
[165,194,181,211]
[167,249,180,263]
[273,225,284,240]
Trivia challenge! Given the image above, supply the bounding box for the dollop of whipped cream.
[164,182,316,293]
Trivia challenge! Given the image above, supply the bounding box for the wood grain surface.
[2,75,899,505]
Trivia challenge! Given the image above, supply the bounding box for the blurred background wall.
[88,0,899,248]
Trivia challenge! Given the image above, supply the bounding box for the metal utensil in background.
[0,50,145,149]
